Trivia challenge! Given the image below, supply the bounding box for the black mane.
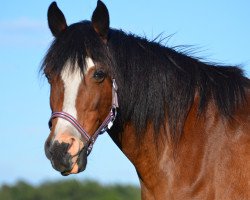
[42,21,250,142]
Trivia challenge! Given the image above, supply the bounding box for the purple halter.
[49,79,119,155]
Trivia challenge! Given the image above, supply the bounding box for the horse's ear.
[47,2,67,37]
[91,0,110,42]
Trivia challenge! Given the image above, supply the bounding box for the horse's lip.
[60,163,75,176]
[61,171,70,176]
[60,148,87,176]
[60,161,77,176]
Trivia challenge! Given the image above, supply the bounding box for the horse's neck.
[108,98,218,199]
[109,122,170,198]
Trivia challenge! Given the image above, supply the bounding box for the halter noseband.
[49,79,119,155]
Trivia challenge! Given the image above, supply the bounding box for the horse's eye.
[45,74,52,83]
[93,70,106,82]
[48,120,52,130]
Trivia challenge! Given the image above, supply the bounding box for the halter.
[49,79,119,155]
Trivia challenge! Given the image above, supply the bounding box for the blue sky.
[1,0,249,186]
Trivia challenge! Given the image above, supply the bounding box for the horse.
[42,1,250,199]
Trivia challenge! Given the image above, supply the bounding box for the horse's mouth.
[61,162,79,176]
[61,171,70,176]
[61,146,88,176]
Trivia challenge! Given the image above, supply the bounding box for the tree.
[0,179,140,200]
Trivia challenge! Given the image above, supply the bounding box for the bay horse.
[42,1,250,199]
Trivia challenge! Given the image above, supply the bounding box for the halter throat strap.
[49,79,118,155]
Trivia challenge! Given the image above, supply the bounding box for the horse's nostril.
[45,139,52,159]
[67,138,75,150]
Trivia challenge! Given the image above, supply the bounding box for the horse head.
[43,1,116,175]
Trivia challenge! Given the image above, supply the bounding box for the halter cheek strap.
[49,79,119,155]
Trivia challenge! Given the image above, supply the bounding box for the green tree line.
[0,179,140,200]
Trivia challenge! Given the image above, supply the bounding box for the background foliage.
[0,180,140,200]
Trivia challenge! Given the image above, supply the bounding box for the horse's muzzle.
[44,138,88,175]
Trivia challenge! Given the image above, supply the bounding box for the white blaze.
[54,57,95,139]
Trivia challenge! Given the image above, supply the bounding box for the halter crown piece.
[49,79,119,155]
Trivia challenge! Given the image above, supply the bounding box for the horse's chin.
[61,163,85,176]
